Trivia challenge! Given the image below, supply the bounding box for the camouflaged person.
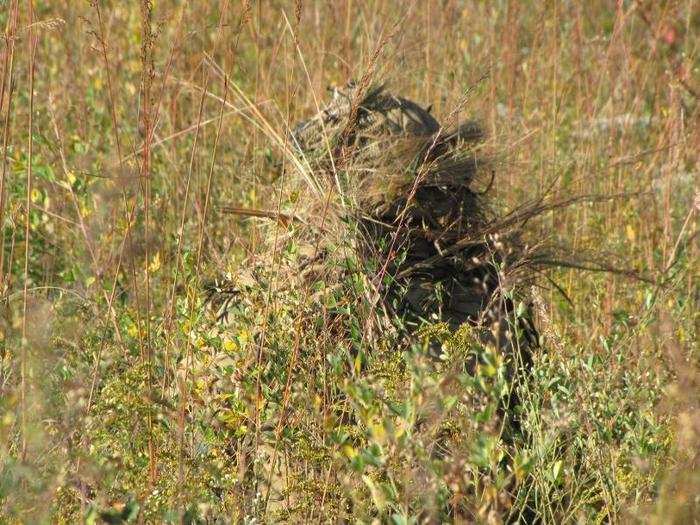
[204,82,539,518]
[208,82,537,355]
[288,81,537,356]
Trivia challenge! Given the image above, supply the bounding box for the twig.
[218,205,306,226]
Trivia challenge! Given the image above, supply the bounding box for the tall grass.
[0,1,697,522]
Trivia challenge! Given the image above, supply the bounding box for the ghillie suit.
[204,83,546,520]
[289,82,539,356]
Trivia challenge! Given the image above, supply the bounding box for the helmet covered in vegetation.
[292,82,441,152]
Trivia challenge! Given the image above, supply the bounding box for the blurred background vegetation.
[0,0,697,522]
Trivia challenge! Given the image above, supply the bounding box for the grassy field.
[0,1,698,523]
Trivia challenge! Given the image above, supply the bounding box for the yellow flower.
[127,322,139,339]
[222,338,238,353]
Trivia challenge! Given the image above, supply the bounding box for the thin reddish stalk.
[0,0,19,293]
[21,0,37,464]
